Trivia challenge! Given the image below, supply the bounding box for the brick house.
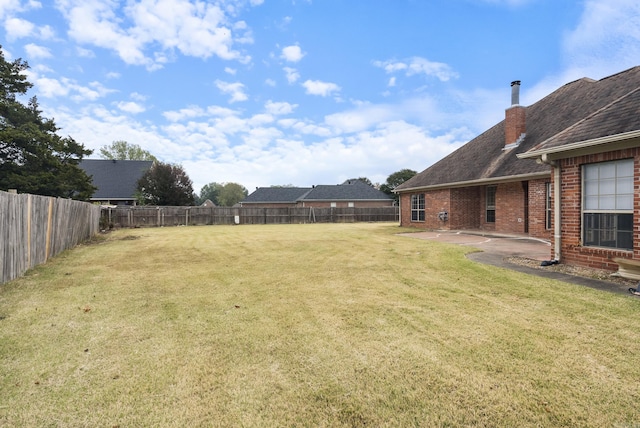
[395,66,640,271]
[240,180,394,208]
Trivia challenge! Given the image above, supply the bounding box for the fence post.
[27,194,32,267]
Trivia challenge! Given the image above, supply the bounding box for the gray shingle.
[396,66,640,191]
[79,159,153,200]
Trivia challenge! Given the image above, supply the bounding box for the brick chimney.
[504,80,526,149]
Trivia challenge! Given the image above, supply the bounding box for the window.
[486,186,496,223]
[330,202,337,208]
[582,159,634,250]
[348,202,354,208]
[545,182,552,230]
[411,194,425,222]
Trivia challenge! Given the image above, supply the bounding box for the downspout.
[541,153,561,261]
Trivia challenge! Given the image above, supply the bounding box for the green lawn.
[1,223,639,427]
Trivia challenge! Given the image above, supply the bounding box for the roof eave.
[394,172,550,193]
[518,129,640,161]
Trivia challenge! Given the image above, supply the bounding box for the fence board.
[102,206,399,228]
[1,191,101,285]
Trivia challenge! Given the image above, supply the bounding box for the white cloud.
[562,0,640,78]
[163,105,207,122]
[374,57,459,82]
[24,43,51,59]
[0,0,40,20]
[281,44,305,62]
[215,79,248,103]
[325,104,397,134]
[264,100,297,115]
[28,71,115,101]
[55,0,257,70]
[283,67,300,84]
[265,78,276,87]
[116,101,146,114]
[302,79,341,97]
[4,17,35,40]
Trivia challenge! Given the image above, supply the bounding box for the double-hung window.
[486,186,496,223]
[582,159,634,250]
[545,182,552,230]
[411,194,425,222]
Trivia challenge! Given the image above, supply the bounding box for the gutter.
[394,172,550,194]
[518,129,640,160]
[537,154,561,262]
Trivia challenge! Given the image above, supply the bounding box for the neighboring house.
[79,159,153,206]
[240,180,394,208]
[395,66,640,271]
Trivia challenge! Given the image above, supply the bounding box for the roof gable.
[80,159,153,200]
[396,66,640,192]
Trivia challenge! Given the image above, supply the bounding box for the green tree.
[217,182,248,207]
[0,49,95,199]
[346,177,373,186]
[197,182,224,205]
[99,140,157,161]
[197,182,248,206]
[380,169,417,202]
[136,162,194,206]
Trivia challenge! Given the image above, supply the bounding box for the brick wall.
[450,187,480,230]
[399,179,550,237]
[557,148,640,270]
[399,189,451,229]
[528,178,552,240]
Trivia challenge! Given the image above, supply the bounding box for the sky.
[2,0,640,194]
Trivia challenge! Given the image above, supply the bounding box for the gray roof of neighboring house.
[80,159,153,200]
[241,180,392,203]
[396,66,640,192]
[241,187,312,203]
[303,180,392,201]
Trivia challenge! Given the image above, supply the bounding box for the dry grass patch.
[1,223,639,427]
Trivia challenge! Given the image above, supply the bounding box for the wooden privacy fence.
[1,191,101,285]
[103,206,399,228]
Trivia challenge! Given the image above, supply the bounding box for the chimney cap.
[511,80,521,87]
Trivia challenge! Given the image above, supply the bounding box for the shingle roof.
[241,187,312,203]
[241,180,392,203]
[79,159,153,200]
[526,86,640,154]
[303,180,392,201]
[396,66,640,192]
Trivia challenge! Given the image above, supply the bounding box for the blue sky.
[2,0,640,193]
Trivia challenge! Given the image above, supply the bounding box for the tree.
[136,162,194,206]
[99,140,157,161]
[197,182,224,205]
[197,181,248,206]
[380,169,417,202]
[346,177,373,186]
[217,182,248,207]
[0,49,95,199]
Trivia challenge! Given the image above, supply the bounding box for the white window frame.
[411,194,425,222]
[581,159,634,250]
[486,186,496,223]
[545,182,552,230]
